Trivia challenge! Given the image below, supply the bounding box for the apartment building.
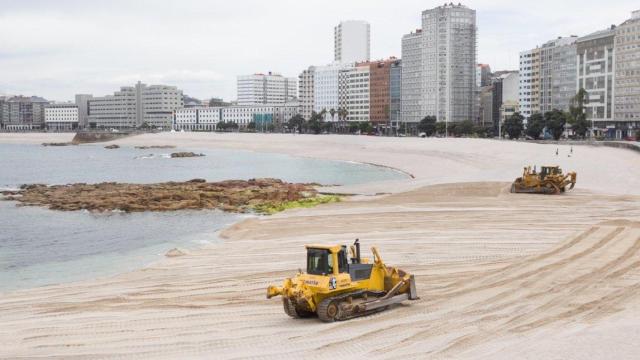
[476,64,492,87]
[389,60,402,124]
[519,36,577,120]
[44,103,78,131]
[237,72,297,105]
[334,20,370,64]
[362,58,398,125]
[0,96,49,131]
[298,66,315,120]
[519,48,541,118]
[577,27,616,130]
[614,10,640,137]
[86,81,183,129]
[345,64,370,122]
[400,30,424,123]
[401,4,477,124]
[539,36,579,113]
[313,63,354,121]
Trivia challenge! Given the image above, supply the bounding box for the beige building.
[87,81,183,129]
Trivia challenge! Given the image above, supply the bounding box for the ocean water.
[0,143,406,292]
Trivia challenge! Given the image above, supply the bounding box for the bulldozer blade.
[359,293,410,312]
[409,275,419,300]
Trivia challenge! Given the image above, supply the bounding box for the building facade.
[400,30,424,123]
[313,63,353,121]
[519,36,577,119]
[298,66,315,120]
[174,104,299,131]
[44,103,78,131]
[237,72,297,105]
[614,10,640,137]
[389,60,402,125]
[74,94,93,129]
[87,81,183,129]
[519,47,541,119]
[401,4,477,124]
[345,64,370,122]
[476,64,492,87]
[334,20,370,64]
[362,58,400,125]
[0,96,49,131]
[577,28,616,129]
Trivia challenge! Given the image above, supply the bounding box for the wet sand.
[1,133,639,359]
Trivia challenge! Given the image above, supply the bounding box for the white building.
[334,20,370,64]
[174,108,221,131]
[87,81,183,129]
[44,103,78,131]
[613,10,640,137]
[313,63,354,121]
[400,30,424,123]
[577,27,616,130]
[237,72,297,105]
[401,4,477,124]
[174,104,299,131]
[519,48,541,119]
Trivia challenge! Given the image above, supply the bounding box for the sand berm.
[0,132,639,359]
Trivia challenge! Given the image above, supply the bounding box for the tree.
[435,122,447,136]
[544,109,568,140]
[247,121,256,131]
[329,108,336,122]
[417,116,437,136]
[568,88,589,138]
[287,114,305,133]
[348,122,360,134]
[308,110,325,134]
[456,120,475,136]
[525,113,545,140]
[359,122,373,134]
[503,113,524,139]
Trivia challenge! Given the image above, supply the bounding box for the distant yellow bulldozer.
[511,165,576,194]
[267,239,418,322]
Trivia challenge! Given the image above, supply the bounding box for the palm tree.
[338,107,348,133]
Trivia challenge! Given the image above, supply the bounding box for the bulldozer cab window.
[338,248,348,273]
[307,249,333,275]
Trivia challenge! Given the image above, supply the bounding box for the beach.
[1,132,639,359]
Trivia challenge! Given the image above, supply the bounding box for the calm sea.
[0,143,405,292]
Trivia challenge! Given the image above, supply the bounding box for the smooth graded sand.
[0,132,639,359]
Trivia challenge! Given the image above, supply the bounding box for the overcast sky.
[0,0,637,102]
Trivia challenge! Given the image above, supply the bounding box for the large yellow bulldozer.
[267,239,418,322]
[511,165,576,194]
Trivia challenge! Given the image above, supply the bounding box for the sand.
[1,133,639,359]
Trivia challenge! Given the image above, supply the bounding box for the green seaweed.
[253,195,341,215]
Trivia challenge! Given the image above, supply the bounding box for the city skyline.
[0,0,637,101]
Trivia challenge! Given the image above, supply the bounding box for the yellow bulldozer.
[267,239,418,322]
[511,165,577,194]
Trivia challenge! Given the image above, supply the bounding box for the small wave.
[134,154,156,160]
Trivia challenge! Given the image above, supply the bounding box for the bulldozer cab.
[305,242,373,281]
[306,246,349,276]
[540,166,560,179]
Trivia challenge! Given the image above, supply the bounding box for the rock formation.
[1,179,324,214]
